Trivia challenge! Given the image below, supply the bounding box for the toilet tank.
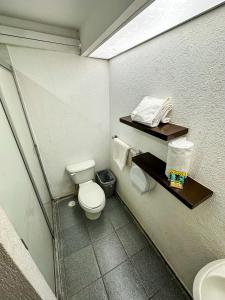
[66,160,95,184]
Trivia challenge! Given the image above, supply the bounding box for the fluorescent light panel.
[90,0,224,59]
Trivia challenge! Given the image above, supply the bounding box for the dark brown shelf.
[120,116,188,141]
[133,152,213,209]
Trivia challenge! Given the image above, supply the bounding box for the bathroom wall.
[109,5,225,293]
[0,206,56,300]
[9,46,110,198]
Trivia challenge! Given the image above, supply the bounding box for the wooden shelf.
[132,152,213,209]
[120,116,188,141]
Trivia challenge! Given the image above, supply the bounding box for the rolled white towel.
[131,96,172,127]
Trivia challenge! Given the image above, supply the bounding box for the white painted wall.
[109,5,225,294]
[9,46,110,198]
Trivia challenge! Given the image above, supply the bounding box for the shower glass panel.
[0,65,53,229]
[0,100,55,291]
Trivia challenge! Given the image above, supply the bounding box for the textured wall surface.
[0,244,41,300]
[0,207,56,300]
[109,5,225,293]
[9,47,110,198]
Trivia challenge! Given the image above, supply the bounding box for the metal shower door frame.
[0,62,54,237]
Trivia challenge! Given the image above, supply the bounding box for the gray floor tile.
[117,222,148,257]
[104,195,121,212]
[131,246,174,297]
[64,245,101,297]
[71,279,108,300]
[107,205,131,230]
[151,278,191,300]
[59,199,85,230]
[93,231,127,275]
[56,195,190,300]
[103,261,148,300]
[58,197,75,210]
[61,223,91,257]
[86,213,114,242]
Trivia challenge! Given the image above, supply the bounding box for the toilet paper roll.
[165,137,194,178]
[130,164,156,194]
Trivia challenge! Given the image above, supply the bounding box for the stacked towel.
[131,96,172,127]
[113,138,131,170]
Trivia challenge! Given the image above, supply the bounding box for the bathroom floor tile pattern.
[55,194,192,300]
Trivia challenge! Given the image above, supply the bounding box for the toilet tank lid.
[66,160,95,173]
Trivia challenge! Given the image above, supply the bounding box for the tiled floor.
[55,194,192,300]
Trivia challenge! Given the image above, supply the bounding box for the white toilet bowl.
[193,259,225,300]
[66,160,105,220]
[78,180,105,220]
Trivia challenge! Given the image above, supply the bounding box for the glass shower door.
[0,96,55,291]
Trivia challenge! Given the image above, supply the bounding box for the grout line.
[58,196,140,298]
[111,197,150,296]
[83,216,110,300]
[113,193,179,298]
[100,258,129,278]
[113,226,149,298]
[69,277,103,298]
[57,198,101,299]
[115,193,193,299]
[57,195,192,300]
[69,274,102,298]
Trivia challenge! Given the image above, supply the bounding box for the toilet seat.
[78,181,105,209]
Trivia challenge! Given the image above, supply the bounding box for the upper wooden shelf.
[120,116,188,141]
[133,152,213,209]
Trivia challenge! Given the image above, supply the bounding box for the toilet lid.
[79,182,105,209]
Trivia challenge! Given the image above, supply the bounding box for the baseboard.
[53,193,75,202]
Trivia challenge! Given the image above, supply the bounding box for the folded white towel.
[113,138,131,171]
[131,96,172,127]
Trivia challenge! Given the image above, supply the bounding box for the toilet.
[66,160,105,220]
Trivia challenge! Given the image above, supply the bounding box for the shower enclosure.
[0,61,55,291]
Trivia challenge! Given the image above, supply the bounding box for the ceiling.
[90,0,224,59]
[0,0,101,29]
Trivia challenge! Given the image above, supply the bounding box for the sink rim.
[193,259,225,300]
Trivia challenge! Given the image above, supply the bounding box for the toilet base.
[85,211,101,220]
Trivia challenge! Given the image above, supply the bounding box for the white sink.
[193,259,225,300]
